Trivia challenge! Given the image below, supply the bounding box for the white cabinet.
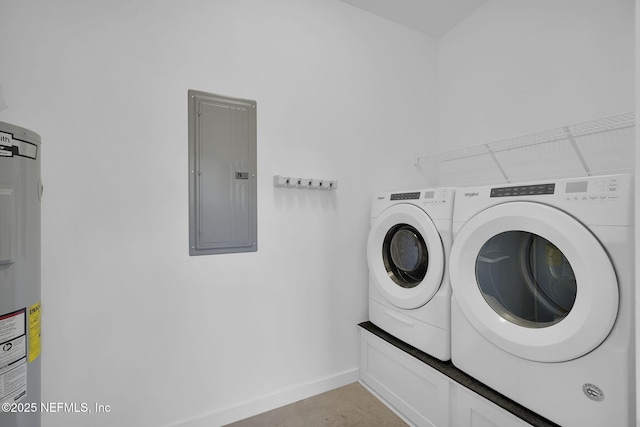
[359,324,535,427]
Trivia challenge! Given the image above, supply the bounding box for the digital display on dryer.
[565,181,588,193]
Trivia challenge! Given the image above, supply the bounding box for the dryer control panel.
[489,177,622,202]
[563,176,621,202]
[454,174,632,226]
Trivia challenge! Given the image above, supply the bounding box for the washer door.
[367,203,445,309]
[450,202,618,362]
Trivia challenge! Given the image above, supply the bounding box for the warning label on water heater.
[28,303,41,363]
[0,309,27,404]
[0,131,38,159]
[0,132,15,157]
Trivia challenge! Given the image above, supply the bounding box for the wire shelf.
[416,112,635,186]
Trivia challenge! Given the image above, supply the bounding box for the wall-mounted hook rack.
[273,175,338,190]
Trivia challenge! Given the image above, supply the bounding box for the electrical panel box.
[188,90,257,255]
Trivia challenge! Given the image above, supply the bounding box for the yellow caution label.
[28,302,41,362]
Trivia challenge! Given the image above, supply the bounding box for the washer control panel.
[390,192,420,201]
[389,189,453,204]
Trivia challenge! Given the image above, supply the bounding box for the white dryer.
[449,174,634,427]
[367,188,455,361]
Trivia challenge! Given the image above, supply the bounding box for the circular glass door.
[476,231,576,328]
[367,203,445,309]
[450,201,618,362]
[383,224,429,288]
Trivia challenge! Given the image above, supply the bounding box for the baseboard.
[168,368,360,427]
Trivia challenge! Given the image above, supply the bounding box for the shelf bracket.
[484,144,510,183]
[563,127,592,176]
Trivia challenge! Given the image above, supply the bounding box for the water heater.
[0,121,41,427]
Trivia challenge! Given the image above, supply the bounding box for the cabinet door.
[453,387,532,427]
[359,328,450,427]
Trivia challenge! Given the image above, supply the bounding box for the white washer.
[449,174,635,427]
[367,187,455,361]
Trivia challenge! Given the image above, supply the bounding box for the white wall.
[0,1,438,426]
[1,0,633,425]
[636,2,639,425]
[438,0,635,153]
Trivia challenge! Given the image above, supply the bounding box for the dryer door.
[367,203,445,309]
[450,201,618,362]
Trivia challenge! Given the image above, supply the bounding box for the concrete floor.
[225,382,408,427]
